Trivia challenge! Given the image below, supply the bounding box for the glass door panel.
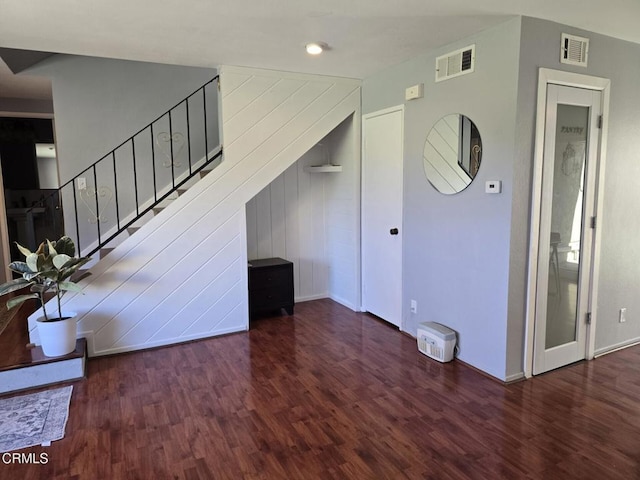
[545,104,589,349]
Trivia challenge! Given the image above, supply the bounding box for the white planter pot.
[36,313,77,357]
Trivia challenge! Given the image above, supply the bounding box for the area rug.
[0,386,73,452]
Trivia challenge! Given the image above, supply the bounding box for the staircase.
[25,66,361,360]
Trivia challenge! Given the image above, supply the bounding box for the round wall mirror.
[423,114,482,194]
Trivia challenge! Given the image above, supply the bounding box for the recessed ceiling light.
[306,42,328,55]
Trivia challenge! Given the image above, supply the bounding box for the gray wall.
[363,18,521,380]
[514,17,640,357]
[26,55,218,255]
[28,55,217,184]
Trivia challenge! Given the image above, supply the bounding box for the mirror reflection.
[423,114,482,194]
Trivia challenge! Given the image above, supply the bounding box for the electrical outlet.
[410,300,417,314]
[77,177,87,190]
[619,307,627,323]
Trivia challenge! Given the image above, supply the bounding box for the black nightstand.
[248,258,294,318]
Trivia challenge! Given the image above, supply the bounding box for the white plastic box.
[417,322,457,362]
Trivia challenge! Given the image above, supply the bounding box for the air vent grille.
[435,45,475,82]
[561,33,589,67]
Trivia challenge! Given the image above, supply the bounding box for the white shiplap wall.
[323,115,361,310]
[29,66,360,356]
[245,113,361,309]
[246,147,329,302]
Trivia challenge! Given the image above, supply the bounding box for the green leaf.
[15,242,32,258]
[53,254,71,270]
[26,253,39,272]
[6,293,39,310]
[39,269,60,282]
[58,281,83,293]
[8,261,33,274]
[54,236,76,257]
[58,258,91,282]
[23,272,42,281]
[47,239,57,257]
[35,241,46,256]
[0,278,31,296]
[40,257,54,273]
[30,284,50,294]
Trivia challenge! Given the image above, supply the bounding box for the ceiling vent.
[561,33,589,67]
[435,45,475,82]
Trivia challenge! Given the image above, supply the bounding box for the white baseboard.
[89,325,246,357]
[329,294,357,312]
[295,293,329,303]
[595,337,640,358]
[505,372,525,383]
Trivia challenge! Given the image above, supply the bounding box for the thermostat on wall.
[405,83,424,101]
[485,180,502,193]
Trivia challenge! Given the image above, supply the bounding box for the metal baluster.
[131,137,139,217]
[203,87,209,160]
[186,99,192,175]
[92,165,101,245]
[150,123,157,203]
[113,151,120,230]
[72,183,81,257]
[169,111,175,188]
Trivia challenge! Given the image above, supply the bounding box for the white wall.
[323,114,361,310]
[246,147,329,302]
[245,114,361,308]
[363,19,522,380]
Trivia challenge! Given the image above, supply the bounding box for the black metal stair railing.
[24,76,222,259]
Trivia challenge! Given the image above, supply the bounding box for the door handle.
[390,228,399,235]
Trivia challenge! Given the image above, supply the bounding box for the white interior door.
[362,106,404,328]
[533,84,602,375]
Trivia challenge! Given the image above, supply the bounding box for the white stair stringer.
[28,66,361,357]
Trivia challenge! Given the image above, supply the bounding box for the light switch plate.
[485,180,502,193]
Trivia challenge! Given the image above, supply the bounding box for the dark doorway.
[0,117,63,259]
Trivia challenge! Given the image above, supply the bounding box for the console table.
[248,258,294,318]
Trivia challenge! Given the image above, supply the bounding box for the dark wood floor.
[2,298,640,479]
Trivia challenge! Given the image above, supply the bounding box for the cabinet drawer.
[249,266,292,289]
[250,287,293,310]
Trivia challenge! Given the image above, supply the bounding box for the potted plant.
[0,236,90,356]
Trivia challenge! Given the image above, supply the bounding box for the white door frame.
[524,68,610,378]
[361,104,404,329]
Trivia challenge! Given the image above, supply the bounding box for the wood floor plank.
[3,298,640,479]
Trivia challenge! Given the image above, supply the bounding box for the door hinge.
[590,216,596,229]
[217,77,221,91]
[597,115,603,129]
[586,312,592,324]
